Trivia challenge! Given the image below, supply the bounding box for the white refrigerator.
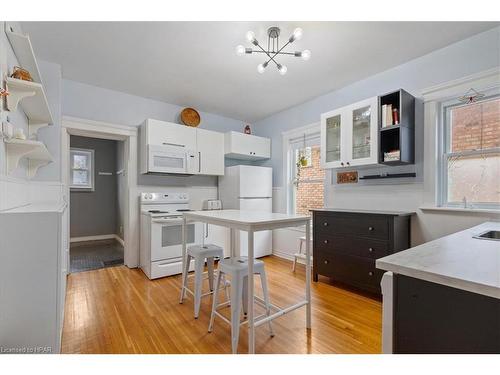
[213,165,273,258]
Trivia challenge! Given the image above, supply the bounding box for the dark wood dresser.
[312,209,413,294]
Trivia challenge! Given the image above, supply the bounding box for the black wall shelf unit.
[359,173,417,180]
[378,89,415,165]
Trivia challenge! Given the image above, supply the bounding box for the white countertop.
[377,222,500,299]
[183,209,310,230]
[0,201,67,214]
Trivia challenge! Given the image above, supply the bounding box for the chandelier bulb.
[235,45,246,56]
[278,64,288,75]
[246,31,256,43]
[289,27,303,43]
[301,49,311,61]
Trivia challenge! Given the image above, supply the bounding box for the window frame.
[69,147,95,191]
[287,133,324,215]
[438,94,500,209]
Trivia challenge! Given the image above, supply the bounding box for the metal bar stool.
[208,257,275,354]
[179,244,228,319]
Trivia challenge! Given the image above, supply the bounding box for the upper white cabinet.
[224,131,271,160]
[140,119,224,176]
[144,119,197,150]
[196,128,225,176]
[321,97,378,169]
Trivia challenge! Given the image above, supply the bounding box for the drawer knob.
[340,162,344,166]
[368,226,374,231]
[368,271,373,276]
[324,240,329,244]
[324,260,329,264]
[323,222,328,226]
[368,247,374,252]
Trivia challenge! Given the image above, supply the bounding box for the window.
[440,95,500,209]
[287,131,325,216]
[70,148,94,190]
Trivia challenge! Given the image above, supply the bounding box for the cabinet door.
[196,128,225,175]
[225,132,270,160]
[346,97,378,167]
[147,119,197,150]
[321,108,347,168]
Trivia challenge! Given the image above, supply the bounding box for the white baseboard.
[70,234,122,243]
[115,235,125,247]
[271,249,295,261]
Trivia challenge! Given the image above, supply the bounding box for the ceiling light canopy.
[236,26,311,75]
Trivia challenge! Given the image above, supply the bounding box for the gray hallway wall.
[70,136,119,238]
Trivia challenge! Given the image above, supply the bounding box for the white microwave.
[146,144,198,175]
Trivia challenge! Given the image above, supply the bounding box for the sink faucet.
[462,196,467,208]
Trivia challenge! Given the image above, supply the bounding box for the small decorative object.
[244,125,251,134]
[337,171,358,184]
[0,88,9,97]
[11,66,33,82]
[235,26,310,75]
[384,150,401,162]
[458,88,485,104]
[392,107,399,125]
[180,107,201,127]
[13,127,26,140]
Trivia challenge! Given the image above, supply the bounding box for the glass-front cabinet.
[321,97,378,169]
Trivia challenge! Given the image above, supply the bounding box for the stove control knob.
[147,193,153,199]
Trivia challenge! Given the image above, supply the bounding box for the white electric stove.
[139,192,201,279]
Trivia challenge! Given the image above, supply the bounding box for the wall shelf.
[5,25,53,137]
[378,89,415,166]
[4,138,53,178]
[359,172,416,180]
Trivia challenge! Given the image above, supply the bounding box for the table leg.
[230,228,235,258]
[247,230,255,354]
[305,219,312,329]
[179,216,188,304]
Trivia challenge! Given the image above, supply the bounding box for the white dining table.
[181,209,312,354]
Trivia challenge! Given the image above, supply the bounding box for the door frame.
[61,116,139,268]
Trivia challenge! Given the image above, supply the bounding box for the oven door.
[148,144,189,174]
[150,217,201,262]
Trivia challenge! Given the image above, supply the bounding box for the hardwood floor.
[61,256,382,354]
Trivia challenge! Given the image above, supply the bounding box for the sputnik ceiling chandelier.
[235,26,310,75]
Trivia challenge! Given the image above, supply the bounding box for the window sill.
[419,205,500,215]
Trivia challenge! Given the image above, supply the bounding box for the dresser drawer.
[315,234,390,259]
[316,252,385,292]
[315,214,389,240]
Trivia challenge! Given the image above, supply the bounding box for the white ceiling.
[21,21,498,122]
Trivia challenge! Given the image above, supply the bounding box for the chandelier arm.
[255,43,280,66]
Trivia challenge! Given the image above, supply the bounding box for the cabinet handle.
[368,247,374,252]
[162,142,185,148]
[323,222,328,226]
[340,162,344,166]
[198,152,201,173]
[368,271,373,276]
[323,240,328,244]
[324,260,329,265]
[368,226,374,231]
[346,161,350,166]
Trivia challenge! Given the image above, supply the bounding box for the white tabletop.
[183,209,310,231]
[377,222,500,299]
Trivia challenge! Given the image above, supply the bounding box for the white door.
[196,128,224,175]
[239,166,272,198]
[238,197,273,258]
[346,97,379,167]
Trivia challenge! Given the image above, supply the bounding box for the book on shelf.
[381,104,394,127]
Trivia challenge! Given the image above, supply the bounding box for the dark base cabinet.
[312,209,412,294]
[394,275,500,353]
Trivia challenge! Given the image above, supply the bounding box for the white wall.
[254,26,500,254]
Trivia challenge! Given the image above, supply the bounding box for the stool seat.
[187,244,224,259]
[218,257,264,275]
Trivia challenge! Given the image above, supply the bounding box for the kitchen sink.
[473,230,500,241]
